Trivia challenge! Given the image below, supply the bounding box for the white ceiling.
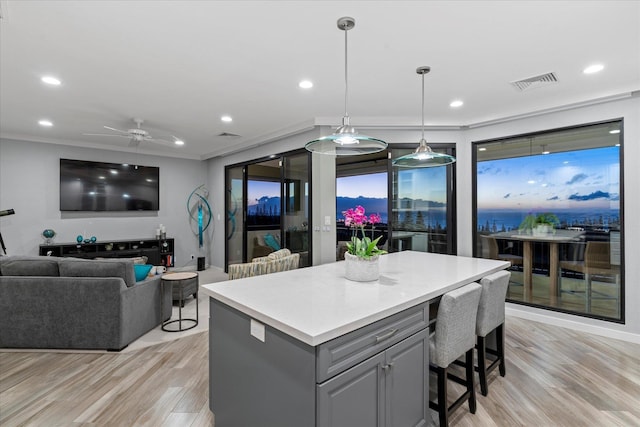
[1,1,638,160]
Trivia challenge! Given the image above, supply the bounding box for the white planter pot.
[344,252,380,282]
[533,224,553,236]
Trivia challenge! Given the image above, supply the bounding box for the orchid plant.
[342,206,387,260]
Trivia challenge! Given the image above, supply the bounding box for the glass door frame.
[224,149,312,271]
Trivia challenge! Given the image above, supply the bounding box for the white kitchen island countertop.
[201,251,509,346]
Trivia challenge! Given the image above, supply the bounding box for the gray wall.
[0,139,209,268]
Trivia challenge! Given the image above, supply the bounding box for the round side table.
[161,272,199,332]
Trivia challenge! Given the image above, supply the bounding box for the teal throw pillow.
[263,233,281,251]
[134,264,153,282]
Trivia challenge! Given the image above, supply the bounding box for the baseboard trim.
[506,304,640,344]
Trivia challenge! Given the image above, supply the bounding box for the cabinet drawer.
[316,303,429,383]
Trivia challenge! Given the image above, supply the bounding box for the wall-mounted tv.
[60,158,159,211]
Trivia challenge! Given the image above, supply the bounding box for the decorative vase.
[344,252,380,282]
[42,229,56,245]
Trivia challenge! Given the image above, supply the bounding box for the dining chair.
[559,241,620,316]
[429,282,483,427]
[475,270,511,396]
[479,235,523,268]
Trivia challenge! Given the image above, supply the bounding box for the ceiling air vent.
[217,132,240,137]
[511,72,558,91]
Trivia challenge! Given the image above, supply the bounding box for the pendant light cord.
[421,71,425,141]
[343,23,349,118]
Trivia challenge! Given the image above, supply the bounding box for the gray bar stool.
[475,270,511,396]
[429,282,482,427]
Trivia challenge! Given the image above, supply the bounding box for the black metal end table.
[161,272,199,332]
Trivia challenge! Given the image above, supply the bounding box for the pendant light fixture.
[305,17,387,156]
[392,66,456,167]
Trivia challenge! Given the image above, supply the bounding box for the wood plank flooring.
[1,316,639,426]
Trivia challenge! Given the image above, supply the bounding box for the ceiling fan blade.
[103,126,130,134]
[83,133,131,138]
[149,138,180,147]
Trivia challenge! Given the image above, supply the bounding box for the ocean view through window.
[474,120,624,322]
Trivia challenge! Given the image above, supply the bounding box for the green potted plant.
[519,212,558,235]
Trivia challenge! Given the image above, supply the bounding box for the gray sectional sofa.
[0,256,172,351]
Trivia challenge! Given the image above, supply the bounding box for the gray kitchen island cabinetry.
[203,251,509,427]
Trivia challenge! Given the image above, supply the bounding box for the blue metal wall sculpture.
[187,185,212,248]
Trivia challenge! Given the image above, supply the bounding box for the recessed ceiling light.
[174,139,185,146]
[609,129,620,134]
[478,147,487,151]
[41,76,61,86]
[221,115,232,123]
[449,100,464,108]
[583,64,604,74]
[38,120,53,127]
[299,80,313,89]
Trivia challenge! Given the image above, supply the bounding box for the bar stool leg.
[477,336,488,396]
[497,324,506,377]
[466,349,476,414]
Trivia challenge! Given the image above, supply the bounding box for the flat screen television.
[60,158,159,211]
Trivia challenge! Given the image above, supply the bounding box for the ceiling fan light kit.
[305,17,388,156]
[392,66,456,168]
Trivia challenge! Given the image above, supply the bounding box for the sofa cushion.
[0,256,60,276]
[59,258,136,287]
[228,261,265,280]
[133,264,153,281]
[264,233,281,251]
[267,248,291,260]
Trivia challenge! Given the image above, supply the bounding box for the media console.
[39,238,175,267]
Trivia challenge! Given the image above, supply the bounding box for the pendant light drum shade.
[392,66,456,167]
[305,17,388,156]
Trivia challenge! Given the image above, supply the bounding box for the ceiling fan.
[83,118,181,148]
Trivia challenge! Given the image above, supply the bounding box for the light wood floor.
[1,316,639,426]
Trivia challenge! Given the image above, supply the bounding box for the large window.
[335,145,456,261]
[336,154,388,260]
[473,120,624,322]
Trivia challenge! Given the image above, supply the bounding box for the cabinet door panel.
[386,329,429,427]
[317,353,385,427]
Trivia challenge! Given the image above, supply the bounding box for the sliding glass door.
[225,149,311,270]
[390,145,456,254]
[335,145,456,260]
[225,165,244,267]
[282,152,311,267]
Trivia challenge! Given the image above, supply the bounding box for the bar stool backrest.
[430,282,482,368]
[476,270,511,337]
